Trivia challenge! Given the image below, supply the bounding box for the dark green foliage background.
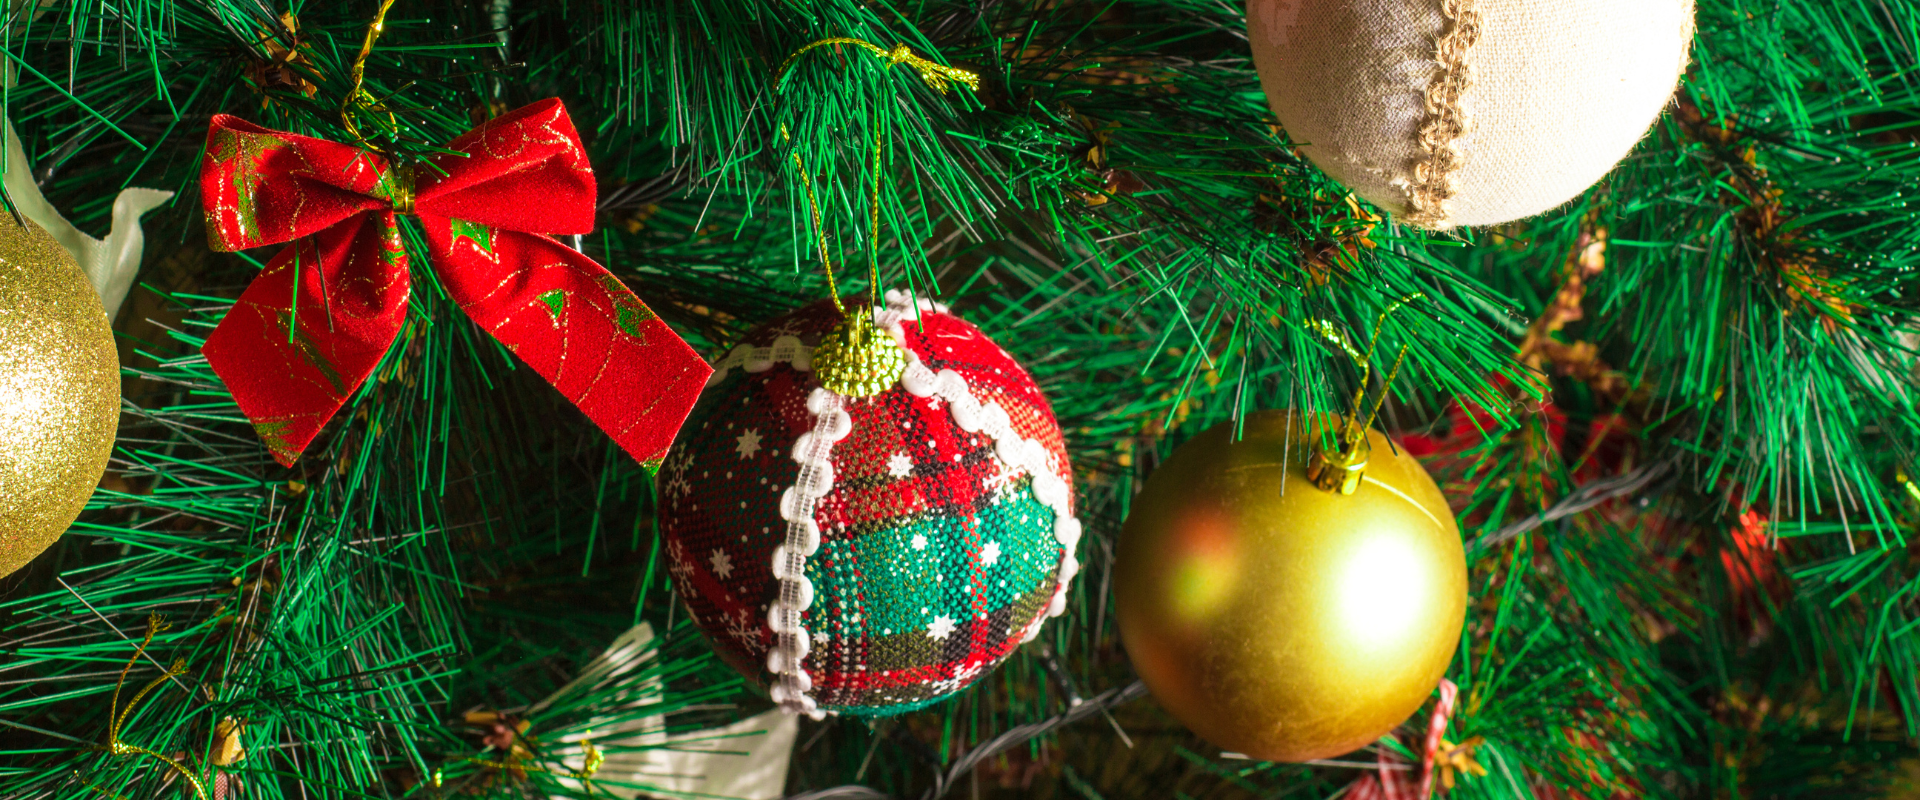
[0,0,1916,797]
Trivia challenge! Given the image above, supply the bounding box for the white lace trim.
[763,290,1078,717]
[766,386,847,719]
[876,291,1081,643]
[707,335,811,387]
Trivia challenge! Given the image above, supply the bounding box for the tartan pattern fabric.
[659,299,1073,715]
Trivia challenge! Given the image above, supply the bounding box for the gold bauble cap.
[812,312,906,398]
[1114,410,1467,762]
[0,218,120,578]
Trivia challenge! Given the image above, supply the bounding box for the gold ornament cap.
[1307,429,1370,495]
[812,312,906,398]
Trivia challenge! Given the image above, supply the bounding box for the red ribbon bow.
[199,99,710,468]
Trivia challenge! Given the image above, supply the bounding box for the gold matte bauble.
[1114,411,1466,762]
[0,218,119,578]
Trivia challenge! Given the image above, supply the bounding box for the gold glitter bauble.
[1114,411,1466,762]
[0,218,119,578]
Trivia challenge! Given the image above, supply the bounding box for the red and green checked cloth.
[660,297,1075,715]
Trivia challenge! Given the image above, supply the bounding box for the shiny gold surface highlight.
[0,218,119,577]
[1114,411,1467,762]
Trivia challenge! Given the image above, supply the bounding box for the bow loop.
[412,99,596,235]
[202,116,403,252]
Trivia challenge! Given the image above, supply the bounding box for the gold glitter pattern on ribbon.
[206,129,293,250]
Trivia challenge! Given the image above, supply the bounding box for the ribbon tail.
[93,187,176,318]
[426,218,711,467]
[202,214,410,466]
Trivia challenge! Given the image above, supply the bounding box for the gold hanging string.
[102,615,207,800]
[776,37,979,95]
[776,34,953,316]
[434,737,604,790]
[774,37,972,398]
[780,123,845,316]
[1307,294,1422,494]
[341,0,402,148]
[1340,295,1421,447]
[783,119,906,397]
[780,118,886,317]
[864,114,887,315]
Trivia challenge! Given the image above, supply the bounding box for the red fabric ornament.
[659,293,1079,717]
[198,99,709,467]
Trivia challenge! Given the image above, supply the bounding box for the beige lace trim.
[1403,0,1482,229]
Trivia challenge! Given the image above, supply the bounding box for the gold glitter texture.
[813,313,907,398]
[0,218,119,577]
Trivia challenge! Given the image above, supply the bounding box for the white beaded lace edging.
[767,386,848,719]
[710,331,828,717]
[762,290,1079,717]
[876,290,1082,643]
[707,335,812,387]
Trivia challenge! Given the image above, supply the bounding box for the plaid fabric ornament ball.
[659,291,1080,717]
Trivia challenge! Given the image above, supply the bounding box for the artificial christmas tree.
[0,0,1916,798]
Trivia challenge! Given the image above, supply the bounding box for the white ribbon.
[542,623,799,800]
[2,118,172,319]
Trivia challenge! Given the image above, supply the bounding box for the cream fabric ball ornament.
[1248,0,1694,229]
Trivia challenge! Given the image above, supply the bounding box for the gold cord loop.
[103,616,208,800]
[775,36,970,397]
[1307,294,1422,494]
[780,124,845,316]
[779,121,909,397]
[342,0,402,149]
[776,37,979,95]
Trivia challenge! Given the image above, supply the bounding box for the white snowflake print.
[927,615,957,640]
[887,452,913,479]
[930,660,985,696]
[982,451,1021,493]
[926,395,944,411]
[980,541,1002,567]
[767,318,807,338]
[735,428,763,459]
[667,540,693,582]
[911,534,929,551]
[726,608,757,644]
[709,549,734,579]
[662,452,695,498]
